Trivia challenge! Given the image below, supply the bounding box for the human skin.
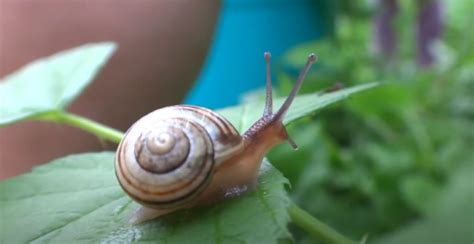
[0,0,220,179]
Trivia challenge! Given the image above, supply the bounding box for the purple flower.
[417,0,443,67]
[374,0,399,58]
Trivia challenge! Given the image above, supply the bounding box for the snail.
[115,52,317,224]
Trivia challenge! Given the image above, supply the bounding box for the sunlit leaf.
[0,43,116,126]
[219,82,378,133]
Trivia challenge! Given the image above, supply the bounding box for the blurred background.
[1,0,473,243]
[0,0,328,177]
[0,0,221,177]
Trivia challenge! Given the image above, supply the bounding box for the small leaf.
[400,175,441,214]
[0,42,117,126]
[0,153,291,243]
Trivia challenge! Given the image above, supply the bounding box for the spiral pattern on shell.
[115,105,243,208]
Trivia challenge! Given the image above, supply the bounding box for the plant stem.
[288,202,356,244]
[38,111,356,243]
[38,112,123,144]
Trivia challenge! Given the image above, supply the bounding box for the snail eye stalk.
[272,53,317,150]
[263,52,273,116]
[274,53,317,121]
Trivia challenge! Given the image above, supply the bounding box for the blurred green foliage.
[266,0,474,242]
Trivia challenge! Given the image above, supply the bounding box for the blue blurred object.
[185,0,332,109]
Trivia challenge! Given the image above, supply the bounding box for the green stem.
[37,111,123,144]
[37,111,355,243]
[288,202,356,244]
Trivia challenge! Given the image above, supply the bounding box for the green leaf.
[0,152,291,243]
[400,175,441,215]
[0,42,116,126]
[219,82,378,133]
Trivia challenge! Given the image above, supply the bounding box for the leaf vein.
[256,186,280,230]
[212,208,223,244]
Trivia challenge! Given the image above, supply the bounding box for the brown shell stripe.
[116,152,212,206]
[117,128,209,195]
[116,159,213,207]
[179,106,239,137]
[177,106,243,164]
[116,120,215,207]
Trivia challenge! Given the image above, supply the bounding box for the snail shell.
[115,105,243,208]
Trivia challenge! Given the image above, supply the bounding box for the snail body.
[115,53,317,223]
